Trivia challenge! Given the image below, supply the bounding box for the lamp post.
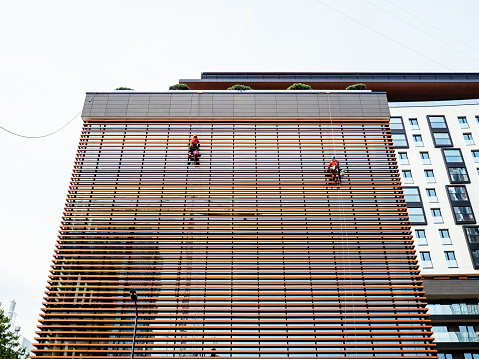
[130,290,138,359]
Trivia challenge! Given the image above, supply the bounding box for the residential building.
[32,86,436,357]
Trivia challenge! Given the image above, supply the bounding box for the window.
[445,251,458,268]
[407,207,426,224]
[413,134,424,147]
[398,152,409,165]
[448,186,469,201]
[390,117,404,130]
[402,170,413,184]
[403,187,421,202]
[426,189,438,202]
[424,170,435,183]
[420,152,431,165]
[476,116,479,125]
[438,354,453,359]
[415,229,427,245]
[433,132,453,146]
[453,206,474,222]
[439,229,451,245]
[429,116,447,128]
[464,133,475,145]
[409,118,419,130]
[431,208,443,223]
[443,149,463,163]
[420,252,433,268]
[472,250,479,268]
[391,134,408,148]
[465,227,479,243]
[449,167,469,182]
[472,150,479,163]
[458,116,469,128]
[464,353,479,359]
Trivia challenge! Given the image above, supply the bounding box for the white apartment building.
[390,100,479,275]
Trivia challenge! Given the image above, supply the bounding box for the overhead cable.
[311,0,454,71]
[0,111,81,139]
[364,0,479,64]
[382,0,479,54]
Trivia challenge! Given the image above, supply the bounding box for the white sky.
[1,0,478,342]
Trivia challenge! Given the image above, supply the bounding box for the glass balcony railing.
[433,332,479,343]
[428,304,479,315]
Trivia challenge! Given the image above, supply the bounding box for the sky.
[1,0,478,343]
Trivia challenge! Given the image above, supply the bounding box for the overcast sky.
[1,0,478,342]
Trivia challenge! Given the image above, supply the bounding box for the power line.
[382,0,479,54]
[310,0,454,71]
[364,0,479,64]
[0,111,81,139]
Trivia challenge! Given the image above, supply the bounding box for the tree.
[286,83,312,90]
[115,87,134,90]
[227,84,253,91]
[0,309,28,359]
[346,83,367,90]
[169,84,190,90]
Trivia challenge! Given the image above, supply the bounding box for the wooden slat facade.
[33,105,436,358]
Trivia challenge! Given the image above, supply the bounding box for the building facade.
[33,89,436,358]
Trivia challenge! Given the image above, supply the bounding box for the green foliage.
[227,84,253,91]
[286,83,312,90]
[345,83,367,90]
[115,87,133,90]
[0,309,28,359]
[169,84,191,90]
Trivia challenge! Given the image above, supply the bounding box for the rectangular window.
[472,250,479,268]
[458,116,469,129]
[426,189,438,202]
[413,134,424,147]
[464,133,475,145]
[453,206,474,222]
[424,170,435,183]
[390,117,404,130]
[431,208,443,223]
[449,167,469,182]
[465,227,479,244]
[439,229,451,245]
[476,116,479,125]
[464,353,479,359]
[429,116,447,128]
[407,207,426,224]
[448,186,469,201]
[420,252,433,268]
[445,251,458,268]
[433,132,453,146]
[472,150,479,163]
[409,118,419,130]
[402,170,413,184]
[392,134,408,148]
[398,152,409,165]
[443,149,463,163]
[415,229,427,245]
[403,187,421,202]
[420,152,431,165]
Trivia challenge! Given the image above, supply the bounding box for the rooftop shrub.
[346,83,367,90]
[287,83,312,90]
[227,84,253,91]
[169,84,191,90]
[115,87,133,90]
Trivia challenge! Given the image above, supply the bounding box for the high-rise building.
[180,72,479,359]
[33,85,436,358]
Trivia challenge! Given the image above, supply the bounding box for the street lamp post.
[130,290,138,359]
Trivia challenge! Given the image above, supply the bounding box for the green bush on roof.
[346,83,367,90]
[227,84,253,91]
[286,83,312,90]
[169,84,191,90]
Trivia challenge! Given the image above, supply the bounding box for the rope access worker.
[188,134,201,165]
[328,155,340,182]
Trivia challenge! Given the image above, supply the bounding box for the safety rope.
[326,92,357,355]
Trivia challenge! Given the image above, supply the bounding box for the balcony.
[428,304,479,315]
[433,332,479,343]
